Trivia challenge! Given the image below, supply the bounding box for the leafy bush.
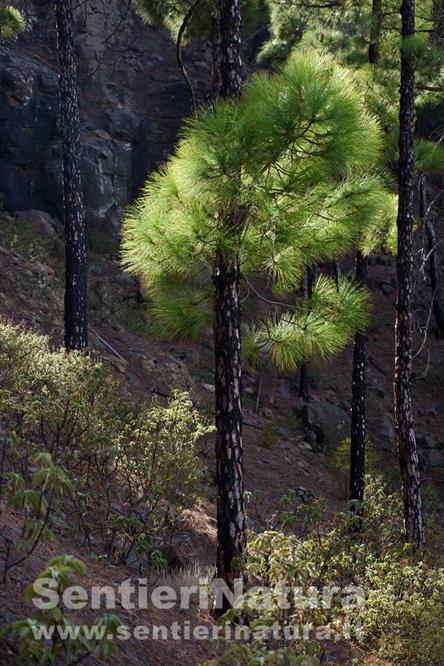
[0,320,212,574]
[1,555,121,664]
[359,559,444,665]
[206,642,319,665]
[1,452,74,580]
[216,477,444,665]
[83,391,212,565]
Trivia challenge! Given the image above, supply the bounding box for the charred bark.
[213,253,246,602]
[55,0,87,351]
[349,250,367,515]
[299,266,315,401]
[331,259,340,289]
[394,0,424,550]
[213,0,246,603]
[211,14,222,98]
[419,177,444,336]
[348,5,381,517]
[368,0,383,64]
[218,0,243,98]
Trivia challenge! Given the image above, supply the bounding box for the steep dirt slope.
[0,204,443,663]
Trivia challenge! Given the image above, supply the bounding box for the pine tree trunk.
[218,0,242,98]
[211,15,222,98]
[213,253,245,596]
[213,0,246,601]
[349,250,367,512]
[55,0,88,352]
[299,266,314,401]
[331,259,340,289]
[348,1,382,517]
[395,0,424,550]
[368,0,383,64]
[419,177,444,336]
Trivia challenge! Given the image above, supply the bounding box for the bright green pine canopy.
[121,50,396,370]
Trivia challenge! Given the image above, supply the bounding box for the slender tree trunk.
[331,259,340,289]
[394,0,424,550]
[419,175,444,339]
[218,0,242,98]
[349,250,367,512]
[349,0,382,516]
[213,0,246,603]
[299,266,314,401]
[213,253,245,595]
[368,0,383,64]
[211,14,222,98]
[349,0,382,510]
[55,0,87,351]
[432,0,444,48]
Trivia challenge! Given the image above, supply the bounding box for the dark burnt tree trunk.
[299,266,315,401]
[419,177,444,336]
[349,250,367,514]
[394,0,424,550]
[368,0,383,64]
[218,0,242,98]
[419,176,444,336]
[349,0,382,516]
[211,14,222,98]
[213,0,246,603]
[55,0,87,351]
[331,259,340,289]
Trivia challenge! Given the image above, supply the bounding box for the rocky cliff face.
[0,0,210,230]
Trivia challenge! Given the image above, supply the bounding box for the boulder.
[378,413,395,446]
[427,450,443,468]
[0,0,212,229]
[151,544,186,571]
[15,209,58,238]
[294,398,349,446]
[295,486,315,503]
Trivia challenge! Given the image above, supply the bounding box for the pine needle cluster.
[0,6,25,38]
[122,50,396,369]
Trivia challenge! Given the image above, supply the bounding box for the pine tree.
[121,50,395,587]
[55,0,88,351]
[260,0,444,539]
[394,0,424,549]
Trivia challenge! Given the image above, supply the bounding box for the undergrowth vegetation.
[0,319,213,580]
[208,477,444,666]
[0,313,442,666]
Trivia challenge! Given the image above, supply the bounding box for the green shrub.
[0,320,212,574]
[206,642,319,665]
[358,559,444,665]
[216,477,444,665]
[1,555,122,665]
[85,390,213,565]
[1,452,74,580]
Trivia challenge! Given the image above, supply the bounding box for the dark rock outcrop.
[0,1,210,230]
